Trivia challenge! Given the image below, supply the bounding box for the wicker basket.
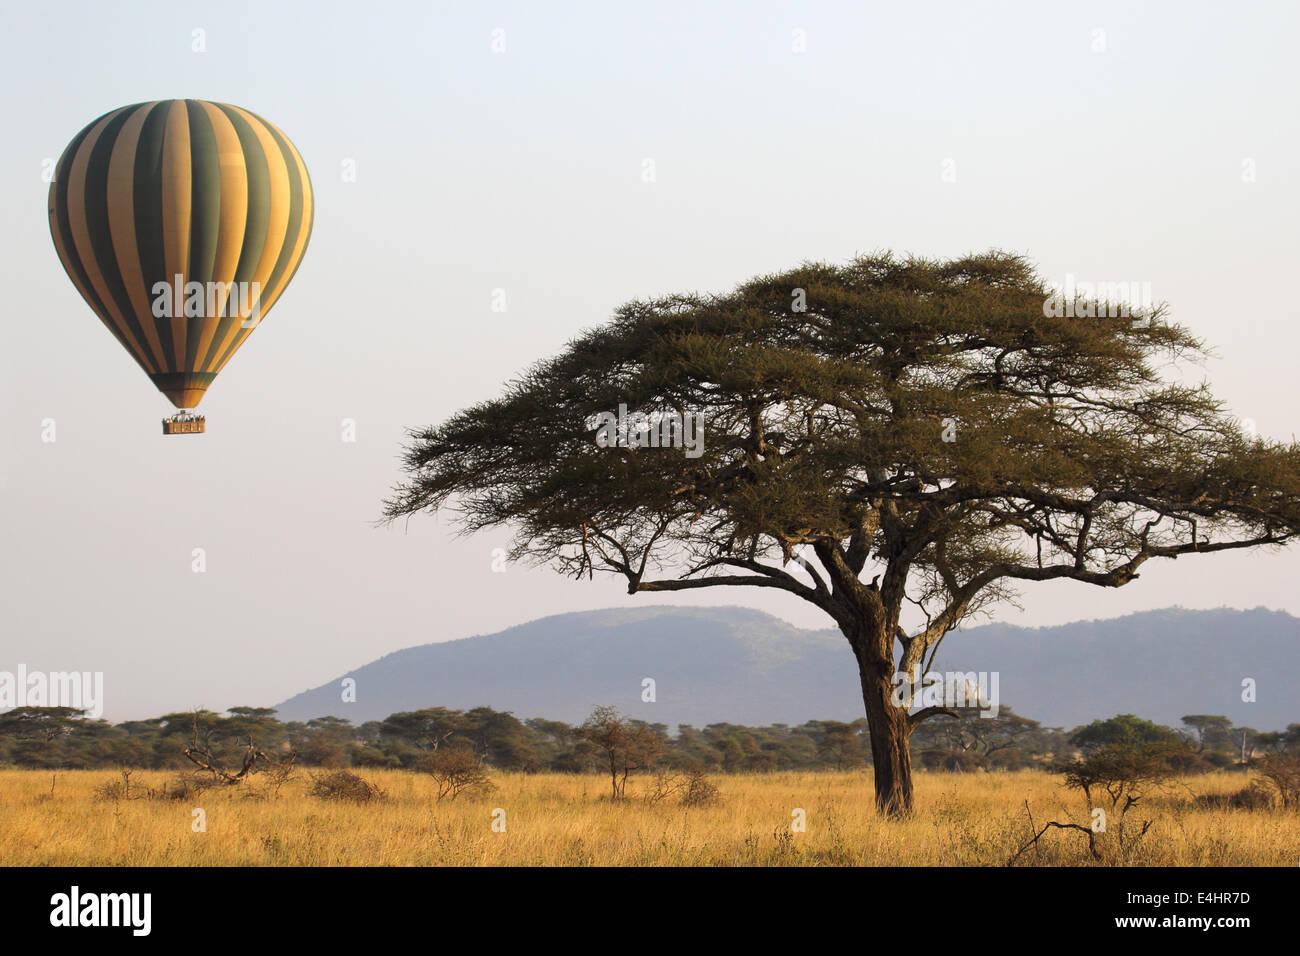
[162,418,205,435]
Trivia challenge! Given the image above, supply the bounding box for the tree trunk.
[854,636,914,816]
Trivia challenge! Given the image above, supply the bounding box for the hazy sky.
[2,1,1298,720]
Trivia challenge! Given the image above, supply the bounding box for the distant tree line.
[1,703,1297,776]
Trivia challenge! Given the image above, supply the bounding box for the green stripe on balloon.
[132,102,176,373]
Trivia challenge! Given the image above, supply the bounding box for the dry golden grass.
[0,767,1292,866]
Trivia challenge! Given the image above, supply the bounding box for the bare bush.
[645,770,684,805]
[95,768,224,803]
[680,769,721,807]
[309,770,384,803]
[1256,754,1300,809]
[644,768,720,807]
[93,768,135,802]
[258,759,298,799]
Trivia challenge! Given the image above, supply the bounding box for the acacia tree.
[816,720,865,770]
[1180,714,1234,754]
[384,251,1300,816]
[932,706,1041,764]
[577,706,665,799]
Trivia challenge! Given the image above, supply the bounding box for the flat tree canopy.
[384,251,1300,815]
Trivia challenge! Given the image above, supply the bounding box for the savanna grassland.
[0,767,1294,866]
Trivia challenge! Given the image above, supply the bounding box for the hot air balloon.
[47,100,314,434]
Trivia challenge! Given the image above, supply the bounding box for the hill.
[273,605,1299,730]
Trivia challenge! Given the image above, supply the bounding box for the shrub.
[645,767,721,807]
[1046,742,1184,858]
[1231,779,1280,810]
[1193,780,1277,811]
[1255,754,1300,809]
[309,770,384,803]
[93,768,139,802]
[1055,743,1182,807]
[680,769,721,807]
[418,748,495,801]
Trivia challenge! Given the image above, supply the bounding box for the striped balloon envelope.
[48,100,313,418]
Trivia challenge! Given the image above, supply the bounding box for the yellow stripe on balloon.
[207,105,293,375]
[64,108,154,373]
[160,101,193,373]
[255,120,314,318]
